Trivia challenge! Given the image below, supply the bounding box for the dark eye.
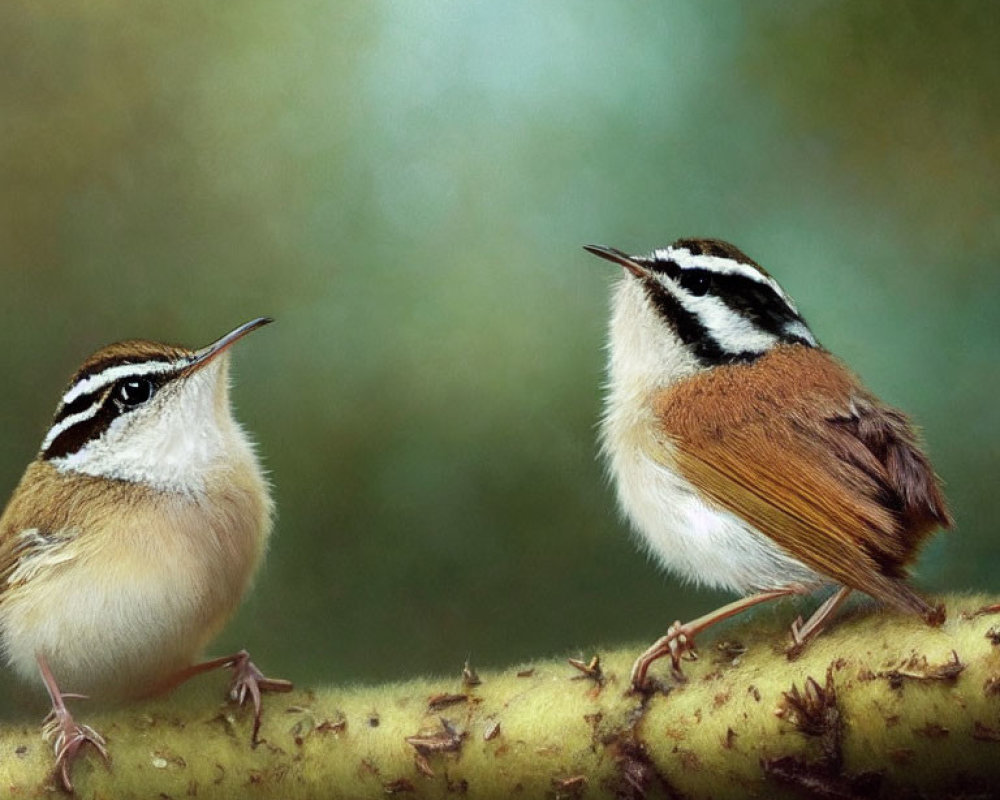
[680,271,711,297]
[117,378,154,407]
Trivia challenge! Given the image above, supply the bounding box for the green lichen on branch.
[2,594,1000,798]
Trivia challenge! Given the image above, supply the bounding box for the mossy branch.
[2,594,1000,798]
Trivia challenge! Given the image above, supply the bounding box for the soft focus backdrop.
[1,2,997,713]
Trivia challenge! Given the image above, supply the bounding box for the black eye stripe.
[42,393,118,461]
[705,272,806,338]
[648,262,803,333]
[52,390,100,425]
[678,269,711,296]
[639,265,815,366]
[640,258,681,280]
[54,366,171,423]
[42,373,171,461]
[642,279,758,366]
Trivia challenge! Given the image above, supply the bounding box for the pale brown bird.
[0,318,291,790]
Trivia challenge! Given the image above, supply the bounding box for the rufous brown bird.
[586,240,951,691]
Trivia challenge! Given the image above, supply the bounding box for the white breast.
[601,276,819,594]
[602,409,819,593]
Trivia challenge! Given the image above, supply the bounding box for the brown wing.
[0,530,22,589]
[0,461,84,590]
[653,346,951,616]
[823,400,952,537]
[0,467,36,588]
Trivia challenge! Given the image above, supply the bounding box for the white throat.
[49,360,257,495]
[600,276,700,490]
[605,276,700,409]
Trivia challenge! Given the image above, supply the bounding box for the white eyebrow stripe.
[41,401,104,453]
[60,358,188,406]
[784,319,818,346]
[652,246,798,312]
[672,290,780,355]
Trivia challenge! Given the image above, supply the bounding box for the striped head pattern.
[43,340,195,461]
[39,318,271,491]
[587,238,818,370]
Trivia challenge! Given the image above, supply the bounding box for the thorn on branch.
[405,718,467,780]
[713,640,747,665]
[406,717,466,756]
[316,715,347,735]
[462,659,482,687]
[877,650,964,690]
[776,667,842,772]
[568,654,605,687]
[483,719,500,741]
[427,693,468,711]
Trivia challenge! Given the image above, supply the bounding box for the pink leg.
[631,587,804,691]
[37,654,110,793]
[164,650,292,744]
[786,586,852,658]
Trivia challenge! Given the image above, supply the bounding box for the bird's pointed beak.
[187,317,273,372]
[583,245,647,279]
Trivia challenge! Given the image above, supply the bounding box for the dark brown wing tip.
[872,574,941,622]
[930,489,955,530]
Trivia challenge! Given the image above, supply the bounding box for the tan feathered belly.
[0,468,269,701]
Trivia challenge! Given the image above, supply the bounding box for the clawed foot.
[786,614,811,660]
[42,703,110,793]
[629,588,811,691]
[161,649,293,745]
[629,620,699,692]
[225,650,293,744]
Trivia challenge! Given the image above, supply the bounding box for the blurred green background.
[1,1,997,712]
